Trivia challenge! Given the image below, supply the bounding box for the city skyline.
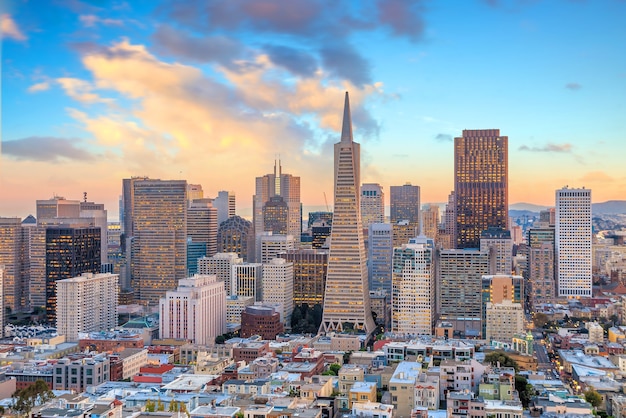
[1,0,625,219]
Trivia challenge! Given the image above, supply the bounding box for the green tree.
[144,399,156,412]
[157,399,165,411]
[329,363,342,375]
[11,379,55,415]
[585,389,603,408]
[169,400,179,412]
[484,352,520,372]
[515,375,533,408]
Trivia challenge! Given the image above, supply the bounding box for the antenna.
[83,192,87,202]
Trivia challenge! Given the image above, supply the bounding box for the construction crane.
[323,192,330,212]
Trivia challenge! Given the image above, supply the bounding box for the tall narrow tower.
[320,92,376,335]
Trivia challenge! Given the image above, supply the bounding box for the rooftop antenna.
[83,192,87,202]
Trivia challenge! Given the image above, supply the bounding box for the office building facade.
[556,187,592,297]
[320,92,376,335]
[368,223,393,295]
[280,249,328,306]
[159,274,226,345]
[454,129,508,249]
[360,183,385,229]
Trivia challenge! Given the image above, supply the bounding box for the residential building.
[56,272,119,342]
[454,129,508,249]
[391,237,434,336]
[388,361,422,417]
[319,92,376,335]
[528,226,556,305]
[485,300,524,343]
[480,227,513,275]
[437,249,490,338]
[53,354,110,392]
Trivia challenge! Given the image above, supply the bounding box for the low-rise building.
[389,361,422,417]
[351,402,394,418]
[349,381,377,407]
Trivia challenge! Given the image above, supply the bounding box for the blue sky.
[1,0,625,219]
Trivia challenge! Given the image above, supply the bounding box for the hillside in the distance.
[509,201,626,216]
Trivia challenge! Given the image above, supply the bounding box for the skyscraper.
[528,226,555,305]
[0,218,25,313]
[420,204,439,242]
[79,200,108,266]
[131,179,187,304]
[214,191,236,227]
[187,198,218,257]
[556,187,592,297]
[437,248,490,338]
[253,160,301,261]
[56,272,119,342]
[391,237,434,335]
[217,216,253,262]
[159,274,226,345]
[319,92,376,335]
[368,223,393,295]
[262,258,294,326]
[263,196,289,235]
[45,225,101,322]
[454,129,508,249]
[390,183,420,225]
[360,183,385,229]
[480,227,513,275]
[390,183,420,247]
[280,249,328,307]
[197,252,242,296]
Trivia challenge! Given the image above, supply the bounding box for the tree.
[585,389,603,408]
[484,352,519,372]
[145,399,156,412]
[329,363,342,375]
[11,379,54,415]
[533,313,549,329]
[515,375,533,408]
[157,399,165,411]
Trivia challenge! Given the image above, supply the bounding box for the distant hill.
[592,200,626,215]
[509,202,550,212]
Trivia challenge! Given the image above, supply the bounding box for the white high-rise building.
[360,183,385,229]
[391,237,434,335]
[556,187,592,297]
[260,233,296,264]
[56,272,119,342]
[159,274,226,345]
[198,252,243,296]
[262,258,294,326]
[232,263,263,301]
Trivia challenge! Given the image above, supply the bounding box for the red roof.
[133,375,163,383]
[373,340,391,351]
[139,364,175,375]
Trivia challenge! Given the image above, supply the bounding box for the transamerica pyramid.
[319,92,376,336]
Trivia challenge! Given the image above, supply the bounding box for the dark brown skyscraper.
[454,129,508,249]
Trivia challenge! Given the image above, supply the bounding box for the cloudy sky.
[1,0,625,219]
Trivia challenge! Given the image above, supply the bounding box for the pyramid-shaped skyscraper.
[319,92,376,336]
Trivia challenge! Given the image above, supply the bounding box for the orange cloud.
[1,14,27,41]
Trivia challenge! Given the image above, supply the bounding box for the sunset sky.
[1,0,625,220]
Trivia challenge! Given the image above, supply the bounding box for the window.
[56,377,62,383]
[86,369,93,375]
[71,369,77,375]
[71,377,77,384]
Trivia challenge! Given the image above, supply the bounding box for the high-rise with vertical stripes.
[319,92,375,336]
[556,187,592,297]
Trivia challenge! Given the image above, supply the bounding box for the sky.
[1,0,625,220]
